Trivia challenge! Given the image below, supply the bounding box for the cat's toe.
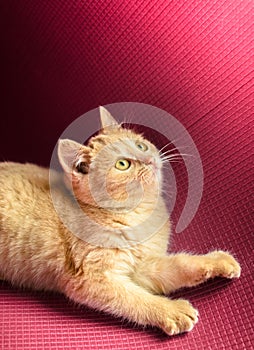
[162,300,199,336]
[224,260,241,278]
[209,251,241,279]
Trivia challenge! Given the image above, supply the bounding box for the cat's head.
[58,107,163,210]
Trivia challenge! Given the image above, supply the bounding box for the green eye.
[136,141,148,152]
[115,159,131,170]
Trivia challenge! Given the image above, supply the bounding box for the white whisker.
[159,145,188,156]
[161,155,184,161]
[161,153,194,162]
[159,142,175,153]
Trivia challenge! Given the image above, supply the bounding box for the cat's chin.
[142,172,162,189]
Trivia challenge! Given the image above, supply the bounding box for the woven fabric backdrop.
[0,0,253,349]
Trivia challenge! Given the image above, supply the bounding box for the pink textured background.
[0,0,253,349]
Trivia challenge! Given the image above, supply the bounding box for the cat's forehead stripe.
[90,132,159,163]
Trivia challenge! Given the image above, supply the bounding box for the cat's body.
[0,107,240,335]
[0,161,168,291]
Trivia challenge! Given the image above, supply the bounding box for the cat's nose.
[146,157,161,171]
[147,157,155,166]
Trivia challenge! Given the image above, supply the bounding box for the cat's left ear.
[99,106,119,129]
[58,139,90,175]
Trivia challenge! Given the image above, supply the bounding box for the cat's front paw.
[160,299,199,336]
[208,251,241,279]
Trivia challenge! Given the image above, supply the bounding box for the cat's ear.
[99,106,119,129]
[58,139,89,175]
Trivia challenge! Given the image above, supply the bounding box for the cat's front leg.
[64,275,198,335]
[134,251,241,294]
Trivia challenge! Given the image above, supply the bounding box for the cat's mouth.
[145,158,162,177]
[148,165,160,179]
[141,162,162,186]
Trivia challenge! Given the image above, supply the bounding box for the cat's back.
[0,162,66,289]
[0,162,49,190]
[0,162,50,211]
[0,162,60,231]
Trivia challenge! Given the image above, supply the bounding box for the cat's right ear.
[57,139,89,175]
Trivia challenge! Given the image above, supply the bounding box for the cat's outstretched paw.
[160,300,199,336]
[188,251,241,286]
[208,251,241,279]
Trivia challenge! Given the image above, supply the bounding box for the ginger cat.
[0,107,240,335]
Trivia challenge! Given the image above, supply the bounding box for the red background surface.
[0,1,253,349]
